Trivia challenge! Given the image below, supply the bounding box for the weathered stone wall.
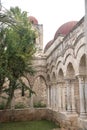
[0,108,80,130]
[46,109,79,130]
[0,108,47,122]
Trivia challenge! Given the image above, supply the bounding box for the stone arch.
[64,55,76,76]
[76,46,85,75]
[34,72,47,85]
[66,62,75,78]
[57,63,64,79]
[79,54,86,75]
[33,74,47,106]
[58,68,64,80]
[74,33,84,46]
[57,68,66,111]
[51,71,56,82]
[74,34,84,57]
[56,56,63,69]
[63,48,74,64]
[75,44,85,59]
[50,62,55,73]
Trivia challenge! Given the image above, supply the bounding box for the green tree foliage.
[0,6,36,108]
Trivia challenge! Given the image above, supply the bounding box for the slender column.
[53,85,55,110]
[62,83,66,111]
[66,80,72,113]
[78,76,86,118]
[47,86,50,108]
[49,86,51,108]
[85,77,87,113]
[55,85,57,110]
[58,85,62,111]
[51,85,55,109]
[51,86,53,108]
[54,84,57,109]
[56,84,59,111]
[55,84,58,110]
[71,80,76,113]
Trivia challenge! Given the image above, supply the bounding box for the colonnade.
[47,75,87,118]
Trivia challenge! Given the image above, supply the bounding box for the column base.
[67,109,72,114]
[71,109,76,114]
[80,113,87,119]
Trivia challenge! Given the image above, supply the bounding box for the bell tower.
[29,16,43,53]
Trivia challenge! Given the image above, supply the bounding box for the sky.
[2,0,85,48]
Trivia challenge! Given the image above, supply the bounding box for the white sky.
[2,0,85,48]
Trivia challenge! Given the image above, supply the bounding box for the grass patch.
[0,120,59,130]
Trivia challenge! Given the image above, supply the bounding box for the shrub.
[15,102,25,109]
[0,101,5,110]
[34,101,46,108]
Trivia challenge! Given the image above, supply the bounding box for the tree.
[0,6,36,108]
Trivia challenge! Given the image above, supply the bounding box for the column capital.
[77,75,85,83]
[64,77,76,82]
[57,80,64,84]
[76,74,86,78]
[51,81,57,85]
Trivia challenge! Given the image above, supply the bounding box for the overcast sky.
[2,0,85,48]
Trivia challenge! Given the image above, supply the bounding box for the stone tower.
[29,16,43,53]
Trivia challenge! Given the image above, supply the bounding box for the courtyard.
[0,120,59,130]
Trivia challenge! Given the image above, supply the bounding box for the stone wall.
[0,108,47,122]
[0,108,86,130]
[46,109,79,130]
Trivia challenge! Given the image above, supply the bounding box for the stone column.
[53,85,55,110]
[55,84,58,111]
[66,80,72,113]
[71,80,76,113]
[54,84,57,109]
[58,84,62,111]
[49,86,51,108]
[62,83,66,111]
[85,77,87,113]
[51,86,53,109]
[55,85,58,111]
[47,85,50,108]
[78,76,86,118]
